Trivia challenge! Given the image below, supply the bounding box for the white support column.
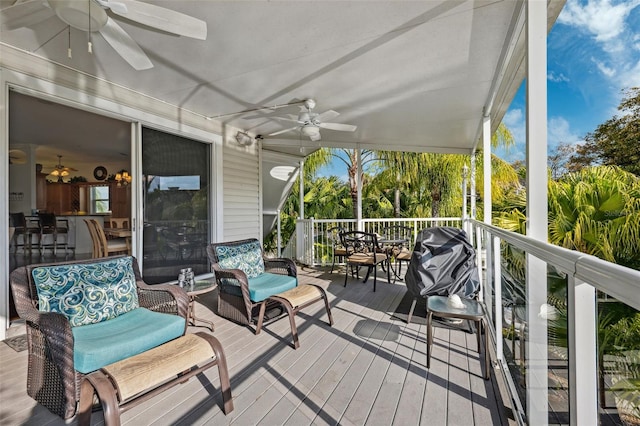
[299,159,304,220]
[462,165,468,236]
[356,149,363,231]
[525,1,549,424]
[482,117,491,225]
[470,151,477,220]
[568,277,598,426]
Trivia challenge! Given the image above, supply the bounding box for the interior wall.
[8,144,36,214]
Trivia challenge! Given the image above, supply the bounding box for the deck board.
[1,266,512,426]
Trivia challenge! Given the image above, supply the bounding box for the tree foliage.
[568,87,640,176]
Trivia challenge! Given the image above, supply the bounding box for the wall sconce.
[115,171,132,186]
[235,131,254,146]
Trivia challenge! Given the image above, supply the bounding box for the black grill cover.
[405,227,480,299]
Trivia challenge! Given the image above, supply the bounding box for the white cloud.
[548,116,585,147]
[558,0,640,85]
[592,57,616,77]
[558,0,640,42]
[548,71,570,83]
[503,108,525,144]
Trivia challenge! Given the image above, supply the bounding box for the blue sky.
[500,0,640,162]
[319,0,640,178]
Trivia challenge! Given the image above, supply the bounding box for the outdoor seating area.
[1,264,508,425]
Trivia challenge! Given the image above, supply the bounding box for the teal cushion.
[215,241,265,278]
[32,257,139,327]
[248,273,297,302]
[72,308,185,373]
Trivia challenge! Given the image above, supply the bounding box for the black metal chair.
[327,226,348,273]
[342,231,390,292]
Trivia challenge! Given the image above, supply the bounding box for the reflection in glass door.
[141,127,211,283]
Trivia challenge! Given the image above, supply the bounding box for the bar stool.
[37,212,69,256]
[10,212,38,254]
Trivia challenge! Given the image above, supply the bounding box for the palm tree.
[548,166,640,269]
[327,148,376,218]
[377,151,419,217]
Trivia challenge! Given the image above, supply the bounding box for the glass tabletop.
[184,279,217,295]
[427,295,484,318]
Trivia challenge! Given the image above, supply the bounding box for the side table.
[184,279,217,331]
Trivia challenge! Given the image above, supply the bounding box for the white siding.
[222,139,261,241]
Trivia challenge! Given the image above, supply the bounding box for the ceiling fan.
[1,0,207,70]
[267,99,357,142]
[8,149,27,165]
[48,155,77,181]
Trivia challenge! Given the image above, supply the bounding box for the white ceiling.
[1,0,565,158]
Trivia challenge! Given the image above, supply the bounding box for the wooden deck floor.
[1,266,512,425]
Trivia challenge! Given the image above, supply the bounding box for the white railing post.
[484,230,494,323]
[493,235,503,362]
[296,218,303,262]
[310,217,315,266]
[476,226,484,303]
[568,277,598,426]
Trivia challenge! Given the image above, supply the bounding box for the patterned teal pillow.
[215,240,265,278]
[32,257,139,327]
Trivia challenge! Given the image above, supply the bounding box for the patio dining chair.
[342,230,390,292]
[381,225,413,281]
[327,226,349,273]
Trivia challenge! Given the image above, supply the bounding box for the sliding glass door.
[141,127,211,283]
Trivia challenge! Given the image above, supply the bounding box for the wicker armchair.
[207,238,297,330]
[9,256,189,420]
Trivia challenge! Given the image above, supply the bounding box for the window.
[90,186,110,213]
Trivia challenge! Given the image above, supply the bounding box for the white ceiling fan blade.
[1,0,54,29]
[106,0,207,40]
[99,17,153,70]
[316,110,340,122]
[268,126,299,137]
[310,132,322,142]
[318,122,358,132]
[273,115,301,124]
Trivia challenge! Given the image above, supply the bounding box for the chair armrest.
[212,267,250,292]
[136,281,189,319]
[264,258,297,278]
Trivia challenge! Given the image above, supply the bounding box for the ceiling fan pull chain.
[87,0,93,54]
[67,26,72,58]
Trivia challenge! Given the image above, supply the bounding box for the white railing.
[289,216,640,425]
[295,217,462,266]
[469,219,640,426]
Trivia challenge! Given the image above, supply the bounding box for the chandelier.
[115,171,132,186]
